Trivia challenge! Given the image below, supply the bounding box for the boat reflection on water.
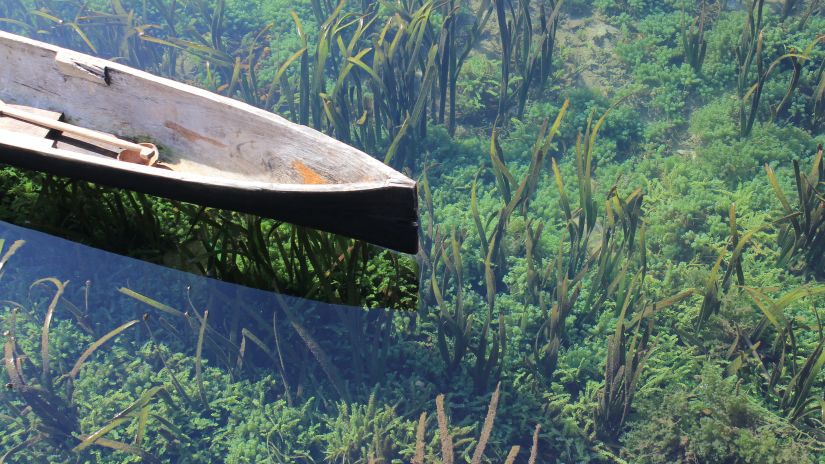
[1,219,387,461]
[0,220,354,324]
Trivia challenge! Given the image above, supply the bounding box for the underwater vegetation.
[1,0,825,462]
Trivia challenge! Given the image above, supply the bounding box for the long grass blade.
[195,309,209,409]
[0,240,25,277]
[528,424,540,464]
[73,417,130,451]
[471,382,501,464]
[436,394,453,464]
[33,278,65,389]
[69,320,139,380]
[118,288,185,318]
[413,411,427,464]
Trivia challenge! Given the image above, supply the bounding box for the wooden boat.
[0,31,418,253]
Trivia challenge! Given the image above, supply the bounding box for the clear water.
[0,219,347,331]
[2,1,825,463]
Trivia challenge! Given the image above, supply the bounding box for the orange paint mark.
[291,160,327,184]
[164,121,227,148]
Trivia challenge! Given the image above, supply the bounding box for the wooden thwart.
[0,99,158,162]
[0,104,61,138]
[0,105,61,151]
[0,104,159,166]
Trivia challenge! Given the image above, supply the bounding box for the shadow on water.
[0,219,360,337]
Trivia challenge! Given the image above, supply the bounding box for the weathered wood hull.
[0,31,418,253]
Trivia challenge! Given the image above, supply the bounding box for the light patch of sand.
[556,15,626,95]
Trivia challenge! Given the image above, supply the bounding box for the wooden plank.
[0,129,56,152]
[0,103,151,155]
[54,135,118,159]
[0,104,61,139]
[52,124,124,159]
[0,104,121,158]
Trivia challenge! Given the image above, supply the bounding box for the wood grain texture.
[0,31,418,253]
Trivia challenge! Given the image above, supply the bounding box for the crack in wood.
[13,81,60,96]
[55,51,110,86]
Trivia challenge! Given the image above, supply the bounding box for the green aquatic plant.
[414,384,541,463]
[428,230,467,375]
[735,0,766,138]
[321,392,411,464]
[796,0,821,31]
[812,50,825,129]
[0,0,223,83]
[694,203,762,329]
[430,226,504,392]
[19,176,177,262]
[533,180,648,380]
[122,280,355,404]
[493,0,564,119]
[681,0,708,74]
[724,284,825,434]
[622,363,820,463]
[0,273,164,462]
[766,145,825,277]
[437,1,495,135]
[530,101,652,382]
[594,263,695,443]
[532,229,583,382]
[265,0,492,169]
[781,332,825,424]
[422,174,501,392]
[594,276,651,444]
[426,104,567,392]
[734,0,807,136]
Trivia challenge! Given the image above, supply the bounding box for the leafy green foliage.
[1,279,151,463]
[623,364,819,463]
